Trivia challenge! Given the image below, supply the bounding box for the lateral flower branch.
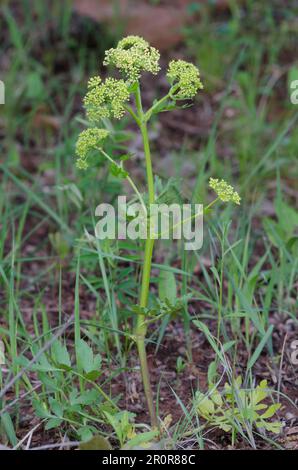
[75,36,240,429]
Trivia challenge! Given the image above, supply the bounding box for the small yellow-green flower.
[87,76,102,89]
[104,35,160,82]
[209,178,241,205]
[75,128,109,169]
[167,60,203,100]
[84,77,130,122]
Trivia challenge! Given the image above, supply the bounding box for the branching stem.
[134,83,158,429]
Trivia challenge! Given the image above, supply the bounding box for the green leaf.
[222,340,236,353]
[210,266,220,285]
[38,372,60,392]
[93,353,102,369]
[123,430,160,450]
[196,393,215,416]
[83,353,101,380]
[207,361,217,387]
[275,199,298,237]
[158,270,177,304]
[211,389,223,406]
[260,403,281,419]
[256,420,282,434]
[26,72,44,100]
[232,284,265,335]
[85,370,101,381]
[1,412,18,447]
[193,320,224,360]
[132,296,189,319]
[49,398,64,418]
[77,339,94,374]
[37,353,56,371]
[52,340,71,368]
[197,375,282,437]
[286,236,298,254]
[77,426,94,442]
[263,218,284,247]
[45,418,63,430]
[252,380,268,405]
[71,389,99,406]
[218,422,232,432]
[32,400,52,419]
[110,163,128,179]
[247,325,273,371]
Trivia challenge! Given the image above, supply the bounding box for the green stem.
[144,92,170,122]
[134,83,158,429]
[124,105,141,127]
[144,84,179,121]
[135,87,155,205]
[217,229,225,344]
[217,255,224,342]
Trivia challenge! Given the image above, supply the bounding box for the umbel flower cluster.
[167,60,203,100]
[84,77,130,121]
[209,178,241,205]
[104,35,161,82]
[75,36,203,169]
[76,128,109,169]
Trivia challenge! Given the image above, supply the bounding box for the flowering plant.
[75,36,240,428]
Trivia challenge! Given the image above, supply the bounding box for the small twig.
[13,422,44,450]
[29,441,81,451]
[277,332,288,401]
[0,383,41,415]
